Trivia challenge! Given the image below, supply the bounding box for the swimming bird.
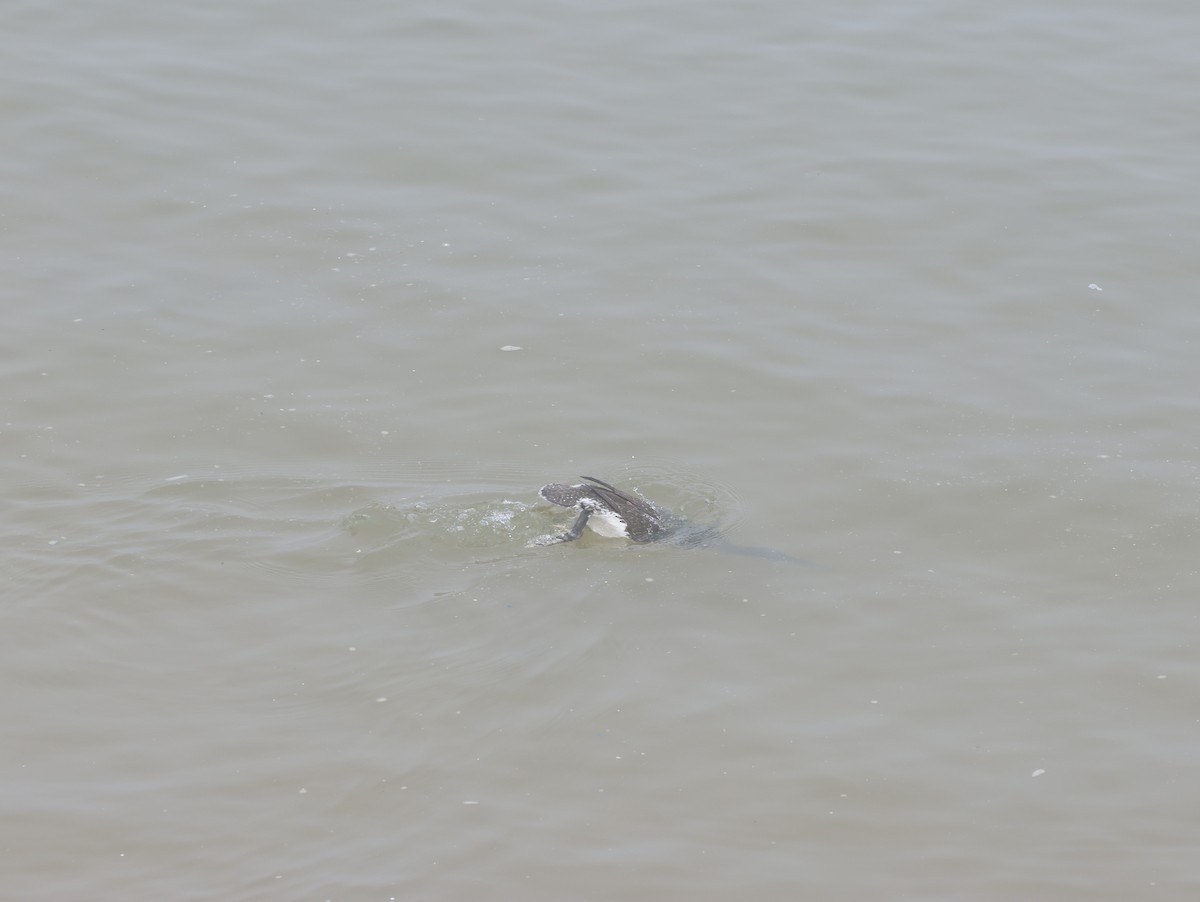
[529,475,811,565]
[531,476,668,545]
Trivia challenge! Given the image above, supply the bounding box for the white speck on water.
[165,474,189,482]
[1032,768,1046,777]
[500,345,523,351]
[1088,283,1102,291]
[463,800,479,805]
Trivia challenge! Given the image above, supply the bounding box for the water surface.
[4,1,1199,899]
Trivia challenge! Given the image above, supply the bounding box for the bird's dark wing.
[580,476,668,542]
[538,483,592,507]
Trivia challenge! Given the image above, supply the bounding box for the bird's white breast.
[583,504,630,538]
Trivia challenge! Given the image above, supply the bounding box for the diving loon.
[529,475,811,566]
[532,476,668,545]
